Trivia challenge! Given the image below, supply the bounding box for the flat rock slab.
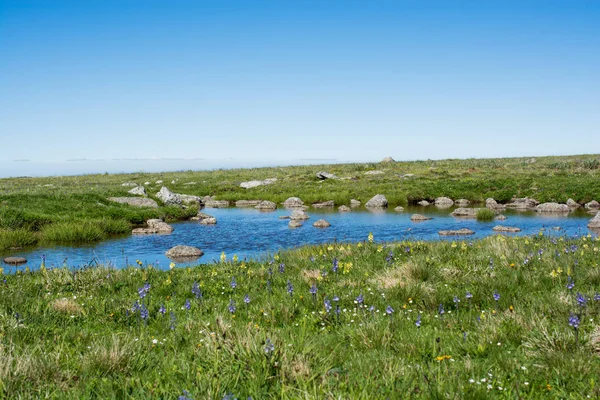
[338,205,351,212]
[451,208,481,218]
[312,200,335,208]
[289,220,303,228]
[199,217,217,225]
[133,219,174,234]
[108,197,158,208]
[411,214,432,221]
[128,186,147,196]
[313,219,331,228]
[235,200,263,207]
[365,170,384,175]
[282,197,305,208]
[290,210,310,220]
[3,257,27,265]
[205,200,230,208]
[493,226,521,233]
[365,194,388,208]
[438,228,475,236]
[255,200,277,210]
[536,202,570,213]
[588,213,600,229]
[166,245,204,260]
[240,178,277,189]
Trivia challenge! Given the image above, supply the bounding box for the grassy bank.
[1,154,599,251]
[1,234,599,398]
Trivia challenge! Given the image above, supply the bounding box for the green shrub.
[97,218,131,235]
[0,228,38,250]
[42,220,106,243]
[476,208,495,221]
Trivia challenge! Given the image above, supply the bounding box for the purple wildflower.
[159,304,166,315]
[594,293,600,301]
[140,304,149,322]
[386,251,394,263]
[567,276,575,290]
[244,294,250,304]
[415,314,421,328]
[279,263,285,273]
[466,291,473,300]
[286,280,294,297]
[438,304,445,316]
[228,299,236,314]
[310,284,317,300]
[568,313,580,329]
[493,291,500,302]
[265,338,275,355]
[230,277,237,289]
[324,298,332,313]
[453,296,460,305]
[184,299,191,310]
[169,312,176,330]
[178,390,192,400]
[386,305,394,315]
[576,292,586,308]
[356,293,364,305]
[333,295,340,302]
[192,282,202,300]
[332,257,339,273]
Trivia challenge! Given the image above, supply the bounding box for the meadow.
[1,233,599,398]
[1,154,599,252]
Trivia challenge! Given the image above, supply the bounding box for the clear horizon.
[1,0,599,178]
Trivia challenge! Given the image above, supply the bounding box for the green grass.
[0,153,599,251]
[40,218,131,244]
[1,234,599,398]
[0,228,38,251]
[476,208,496,221]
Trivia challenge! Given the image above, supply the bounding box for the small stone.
[454,199,470,206]
[312,219,331,228]
[255,200,277,210]
[495,215,507,220]
[492,226,521,233]
[290,210,310,220]
[394,206,404,212]
[289,220,303,228]
[381,156,395,162]
[199,217,217,225]
[165,245,203,260]
[350,199,361,207]
[312,200,335,208]
[235,200,263,207]
[411,214,432,221]
[282,197,304,208]
[567,198,580,208]
[438,228,475,236]
[338,205,351,212]
[365,170,384,175]
[128,186,146,196]
[417,200,430,207]
[365,194,388,208]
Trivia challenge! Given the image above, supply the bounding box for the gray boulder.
[128,186,147,196]
[316,172,338,180]
[3,256,27,265]
[381,157,395,163]
[365,194,388,208]
[289,220,303,228]
[588,213,600,229]
[506,197,539,210]
[156,187,181,206]
[455,199,470,206]
[411,214,432,221]
[132,219,173,234]
[365,170,384,175]
[235,200,263,207]
[312,200,335,208]
[121,182,138,187]
[536,203,570,213]
[438,228,475,236]
[451,208,481,218]
[493,226,521,232]
[567,199,581,208]
[108,197,158,208]
[486,198,506,210]
[240,178,277,189]
[435,197,454,207]
[200,217,217,225]
[165,245,204,260]
[283,197,304,208]
[255,200,277,210]
[394,206,404,212]
[350,199,361,207]
[313,219,331,228]
[417,200,430,207]
[585,200,600,209]
[338,205,351,212]
[290,210,310,220]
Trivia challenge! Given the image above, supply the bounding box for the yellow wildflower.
[169,262,176,270]
[220,252,226,262]
[368,232,374,242]
[232,254,238,262]
[550,270,558,278]
[451,242,457,248]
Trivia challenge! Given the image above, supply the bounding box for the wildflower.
[415,314,421,328]
[279,263,285,273]
[159,304,166,315]
[230,277,237,289]
[332,257,339,273]
[152,338,158,345]
[309,284,317,300]
[244,294,250,304]
[493,291,500,302]
[466,291,473,300]
[550,269,558,278]
[453,296,460,307]
[220,252,226,262]
[286,280,294,297]
[356,293,364,305]
[576,292,587,308]
[368,232,374,243]
[192,282,202,300]
[386,250,394,263]
[568,313,580,329]
[567,276,575,290]
[386,305,394,315]
[178,390,193,400]
[265,338,275,355]
[438,304,445,316]
[309,256,315,262]
[232,254,238,263]
[138,284,150,299]
[184,299,191,310]
[594,293,600,301]
[404,246,411,253]
[435,355,452,361]
[140,304,149,322]
[169,312,176,330]
[228,299,236,314]
[333,295,340,302]
[324,298,332,313]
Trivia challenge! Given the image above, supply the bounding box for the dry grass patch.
[50,298,84,315]
[82,335,132,376]
[301,269,321,282]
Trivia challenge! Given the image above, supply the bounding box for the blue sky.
[1,0,599,177]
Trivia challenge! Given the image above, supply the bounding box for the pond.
[1,206,596,272]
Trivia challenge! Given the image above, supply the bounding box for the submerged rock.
[235,200,263,207]
[199,217,217,225]
[451,208,481,218]
[350,199,361,207]
[506,197,539,210]
[454,199,470,206]
[365,194,388,208]
[411,214,432,221]
[313,219,331,228]
[338,205,351,212]
[438,228,475,236]
[493,226,521,233]
[417,200,430,207]
[496,215,507,220]
[394,206,405,212]
[165,245,203,260]
[108,197,158,208]
[3,257,27,265]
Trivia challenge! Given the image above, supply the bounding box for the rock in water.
[394,206,404,212]
[493,226,521,232]
[536,203,570,213]
[438,228,475,236]
[585,200,600,210]
[350,199,361,207]
[165,245,204,260]
[313,219,331,228]
[454,199,470,206]
[588,213,600,229]
[338,205,351,212]
[290,210,310,220]
[288,220,303,228]
[312,200,335,208]
[365,194,388,208]
[3,257,27,265]
[235,200,263,207]
[506,197,539,210]
[451,208,481,218]
[255,200,277,210]
[567,198,580,208]
[434,197,454,207]
[199,217,217,225]
[128,186,147,196]
[417,200,430,206]
[108,197,158,208]
[411,214,432,221]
